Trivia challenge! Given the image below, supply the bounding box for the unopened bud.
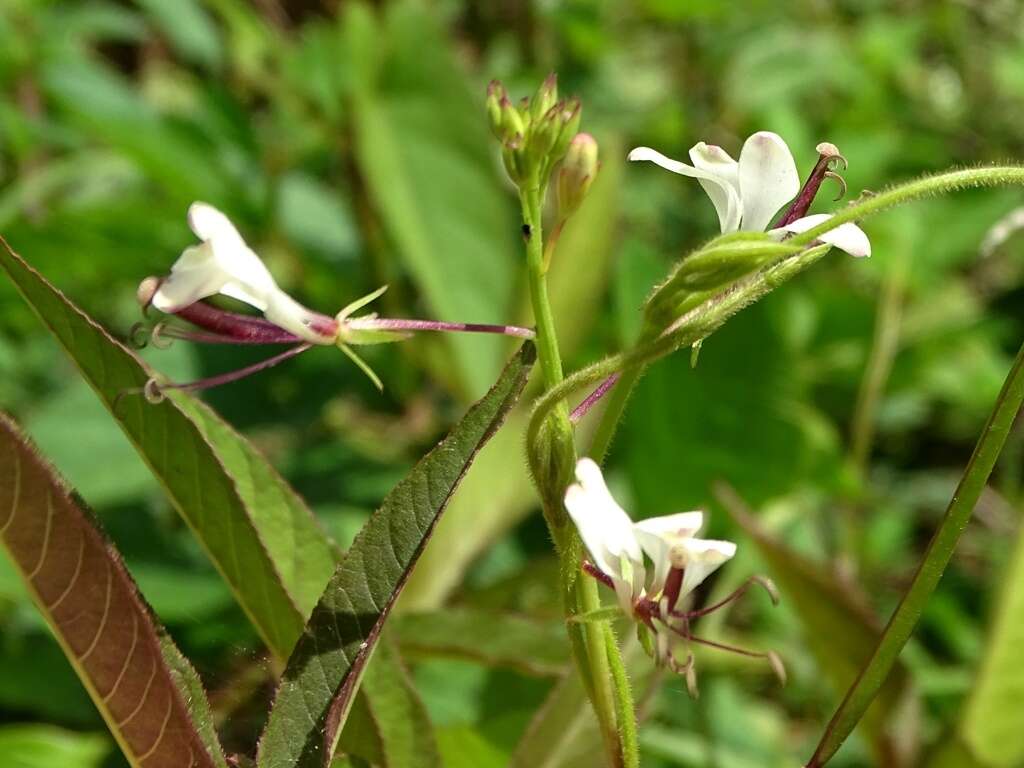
[530,72,559,122]
[498,97,525,141]
[556,132,599,220]
[552,98,582,161]
[486,80,507,139]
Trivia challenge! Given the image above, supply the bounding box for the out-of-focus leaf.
[0,724,111,768]
[0,413,226,768]
[135,0,222,69]
[0,239,310,656]
[346,2,517,398]
[400,412,532,609]
[961,513,1024,766]
[393,608,569,676]
[924,734,987,768]
[720,487,914,766]
[509,636,655,768]
[256,343,534,768]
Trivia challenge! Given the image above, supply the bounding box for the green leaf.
[0,725,111,768]
[0,413,226,768]
[346,2,518,398]
[393,608,569,676]
[135,0,222,69]
[0,238,311,657]
[256,342,534,768]
[961,490,1024,766]
[718,485,912,765]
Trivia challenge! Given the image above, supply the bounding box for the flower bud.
[486,80,507,139]
[498,97,525,141]
[530,72,558,122]
[552,98,582,161]
[556,132,599,220]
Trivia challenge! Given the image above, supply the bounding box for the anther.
[128,322,151,349]
[150,322,174,350]
[143,379,166,405]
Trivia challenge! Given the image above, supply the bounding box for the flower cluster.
[565,458,782,691]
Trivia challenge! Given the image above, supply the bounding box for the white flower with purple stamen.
[135,203,534,399]
[564,459,781,688]
[628,132,871,257]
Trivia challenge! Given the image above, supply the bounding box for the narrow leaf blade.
[0,413,226,768]
[257,343,534,768]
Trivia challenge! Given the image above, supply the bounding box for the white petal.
[564,459,645,601]
[674,538,737,599]
[689,143,741,232]
[264,290,339,344]
[187,202,278,307]
[775,213,872,258]
[628,146,742,233]
[737,132,800,232]
[151,243,229,312]
[633,512,704,597]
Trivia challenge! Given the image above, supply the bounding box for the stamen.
[775,142,849,227]
[133,344,313,403]
[670,574,779,620]
[570,372,621,423]
[128,322,151,350]
[582,560,616,590]
[150,322,174,350]
[347,317,536,339]
[662,621,786,684]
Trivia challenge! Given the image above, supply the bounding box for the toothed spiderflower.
[564,458,783,693]
[133,202,533,401]
[629,132,871,258]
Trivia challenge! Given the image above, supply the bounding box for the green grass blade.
[808,339,1024,767]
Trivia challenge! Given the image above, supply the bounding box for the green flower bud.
[551,98,582,162]
[530,72,558,122]
[556,132,599,220]
[486,80,507,139]
[499,97,525,140]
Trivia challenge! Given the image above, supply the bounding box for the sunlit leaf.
[257,342,534,768]
[0,413,226,768]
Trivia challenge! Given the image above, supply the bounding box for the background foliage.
[2,1,1024,766]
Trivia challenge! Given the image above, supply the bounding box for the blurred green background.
[2,1,1024,766]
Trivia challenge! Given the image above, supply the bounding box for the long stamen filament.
[671,575,778,620]
[139,344,313,403]
[570,372,621,423]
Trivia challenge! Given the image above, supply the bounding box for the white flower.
[151,203,336,344]
[628,131,871,258]
[564,459,736,615]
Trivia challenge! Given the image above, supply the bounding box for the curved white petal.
[775,213,872,258]
[565,458,645,607]
[151,244,229,312]
[633,512,704,597]
[737,132,800,232]
[689,143,741,233]
[628,146,742,233]
[673,538,737,600]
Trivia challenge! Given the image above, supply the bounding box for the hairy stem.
[520,185,637,768]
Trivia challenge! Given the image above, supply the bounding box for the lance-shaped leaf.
[256,343,534,768]
[0,413,227,768]
[0,237,310,657]
[716,484,915,766]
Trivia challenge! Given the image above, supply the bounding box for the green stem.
[787,166,1024,249]
[808,338,1024,768]
[520,185,636,768]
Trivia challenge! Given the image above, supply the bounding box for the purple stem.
[354,317,535,339]
[775,143,846,228]
[569,372,621,423]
